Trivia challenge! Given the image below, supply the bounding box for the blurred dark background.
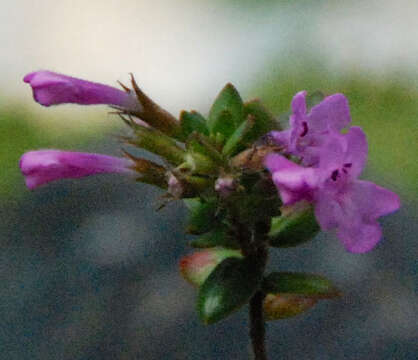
[1,1,417,359]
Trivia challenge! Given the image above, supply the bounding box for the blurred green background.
[1,1,417,359]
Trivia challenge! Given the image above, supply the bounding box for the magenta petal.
[308,93,351,132]
[19,150,135,189]
[269,129,291,148]
[265,154,317,204]
[291,91,307,117]
[344,127,368,178]
[349,180,401,221]
[337,222,382,253]
[23,70,139,109]
[317,133,346,175]
[314,191,342,230]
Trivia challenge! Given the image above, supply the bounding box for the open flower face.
[270,91,351,166]
[266,124,400,253]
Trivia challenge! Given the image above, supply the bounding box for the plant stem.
[249,290,268,360]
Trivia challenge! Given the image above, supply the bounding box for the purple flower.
[270,91,351,166]
[23,70,141,110]
[265,127,400,253]
[20,150,135,190]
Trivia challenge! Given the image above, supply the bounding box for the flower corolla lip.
[23,70,140,109]
[19,150,135,190]
[269,91,351,166]
[265,127,400,253]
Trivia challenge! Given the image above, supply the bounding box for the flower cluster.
[265,91,400,253]
[20,70,401,330]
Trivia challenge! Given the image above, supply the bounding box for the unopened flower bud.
[179,248,242,287]
[263,293,317,320]
[215,176,236,197]
[19,150,135,190]
[23,71,141,111]
[168,173,184,198]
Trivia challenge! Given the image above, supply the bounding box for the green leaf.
[180,110,209,139]
[222,100,277,156]
[190,227,240,249]
[264,293,318,321]
[180,248,243,287]
[243,99,277,136]
[197,257,264,324]
[186,198,219,235]
[208,83,244,138]
[262,272,340,299]
[268,206,320,247]
[222,117,254,156]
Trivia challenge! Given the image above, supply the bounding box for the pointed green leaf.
[186,198,219,235]
[208,83,244,138]
[222,100,278,156]
[222,117,255,156]
[180,110,209,139]
[197,257,264,324]
[190,227,240,249]
[243,99,277,134]
[262,272,340,299]
[268,206,319,247]
[210,110,237,141]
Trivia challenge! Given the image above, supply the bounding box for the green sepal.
[197,256,264,324]
[185,198,219,235]
[268,206,320,247]
[126,126,186,165]
[185,133,224,164]
[262,272,341,299]
[180,110,209,139]
[222,98,279,156]
[208,83,244,138]
[190,227,240,249]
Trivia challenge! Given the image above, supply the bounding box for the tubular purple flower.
[20,150,136,190]
[269,91,351,166]
[265,127,400,253]
[23,70,141,110]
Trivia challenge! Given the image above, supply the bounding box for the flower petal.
[314,191,342,230]
[336,221,382,253]
[269,129,291,148]
[349,180,401,221]
[343,127,368,179]
[308,93,351,132]
[265,154,317,204]
[291,91,307,118]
